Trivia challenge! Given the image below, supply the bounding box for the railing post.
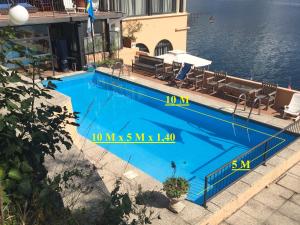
[203,176,208,208]
[51,0,55,17]
[263,141,268,165]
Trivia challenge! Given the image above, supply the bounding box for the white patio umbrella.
[157,50,212,68]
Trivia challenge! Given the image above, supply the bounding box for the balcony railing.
[0,0,101,17]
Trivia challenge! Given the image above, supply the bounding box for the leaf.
[6,100,18,110]
[8,168,22,181]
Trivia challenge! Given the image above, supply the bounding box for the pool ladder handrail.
[112,61,131,78]
[232,93,247,117]
[247,97,261,121]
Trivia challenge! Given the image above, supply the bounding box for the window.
[109,0,177,16]
[1,25,52,69]
[83,20,106,54]
[109,0,122,12]
[154,39,173,56]
[136,43,149,53]
[179,0,184,12]
[150,0,176,14]
[110,0,147,16]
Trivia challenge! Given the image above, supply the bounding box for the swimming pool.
[52,71,297,205]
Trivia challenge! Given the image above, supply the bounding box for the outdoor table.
[222,82,259,101]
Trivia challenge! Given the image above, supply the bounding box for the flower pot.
[168,194,187,213]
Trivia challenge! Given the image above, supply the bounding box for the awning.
[157,50,212,68]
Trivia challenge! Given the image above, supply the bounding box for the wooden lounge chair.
[159,61,182,81]
[169,63,193,88]
[283,93,300,119]
[256,81,278,110]
[206,72,227,94]
[186,67,205,90]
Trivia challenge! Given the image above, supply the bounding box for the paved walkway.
[221,162,300,225]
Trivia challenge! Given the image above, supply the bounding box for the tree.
[0,27,78,224]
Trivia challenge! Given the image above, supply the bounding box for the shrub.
[163,177,189,199]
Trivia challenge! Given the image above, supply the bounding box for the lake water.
[187,0,300,90]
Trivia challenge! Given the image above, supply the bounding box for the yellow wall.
[122,13,189,56]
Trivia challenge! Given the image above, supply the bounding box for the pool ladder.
[111,62,131,78]
[232,94,262,121]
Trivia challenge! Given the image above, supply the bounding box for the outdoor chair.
[205,72,227,94]
[169,63,193,88]
[92,0,99,11]
[283,93,300,119]
[256,81,278,110]
[159,61,182,81]
[63,0,76,14]
[186,67,205,90]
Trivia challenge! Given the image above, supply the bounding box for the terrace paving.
[44,69,300,225]
[223,162,300,225]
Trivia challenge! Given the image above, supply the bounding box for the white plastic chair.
[283,93,300,118]
[92,0,99,12]
[63,0,76,14]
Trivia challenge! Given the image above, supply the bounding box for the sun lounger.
[169,63,193,88]
[283,93,300,119]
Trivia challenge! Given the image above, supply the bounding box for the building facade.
[0,0,188,70]
[120,0,188,56]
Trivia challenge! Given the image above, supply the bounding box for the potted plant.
[122,21,143,48]
[163,162,189,213]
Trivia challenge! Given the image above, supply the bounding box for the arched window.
[136,43,150,53]
[154,39,173,56]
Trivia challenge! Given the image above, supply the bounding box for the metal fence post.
[203,176,208,208]
[263,141,269,165]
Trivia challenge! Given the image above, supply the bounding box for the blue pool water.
[51,72,297,204]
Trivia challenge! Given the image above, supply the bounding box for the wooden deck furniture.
[132,55,164,77]
[169,63,193,88]
[223,82,258,100]
[186,67,205,90]
[256,82,278,110]
[205,72,227,94]
[158,61,182,81]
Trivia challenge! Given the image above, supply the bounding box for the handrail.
[233,93,247,115]
[202,119,300,207]
[111,62,130,78]
[247,97,262,121]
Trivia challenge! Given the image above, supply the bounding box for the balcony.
[0,0,122,26]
